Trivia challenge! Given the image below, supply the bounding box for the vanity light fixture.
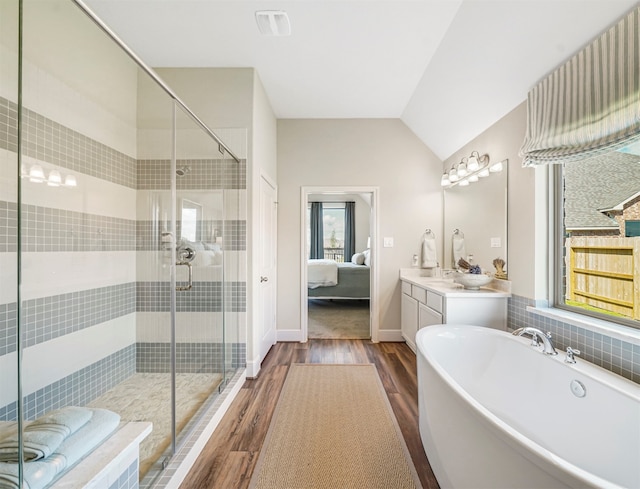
[489,160,504,172]
[441,151,506,188]
[25,163,77,188]
[47,170,62,187]
[64,174,77,187]
[29,164,45,183]
[457,158,468,177]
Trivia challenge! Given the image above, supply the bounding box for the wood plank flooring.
[179,340,440,489]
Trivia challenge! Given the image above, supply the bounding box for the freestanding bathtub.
[416,325,640,489]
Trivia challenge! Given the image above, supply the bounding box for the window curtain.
[344,202,356,260]
[520,6,640,166]
[310,202,324,259]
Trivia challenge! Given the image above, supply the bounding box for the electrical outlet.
[383,237,394,247]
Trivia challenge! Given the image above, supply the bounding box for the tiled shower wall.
[0,95,247,420]
[508,295,640,384]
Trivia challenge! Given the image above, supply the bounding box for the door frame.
[300,186,380,342]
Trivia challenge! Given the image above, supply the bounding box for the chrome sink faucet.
[512,327,558,355]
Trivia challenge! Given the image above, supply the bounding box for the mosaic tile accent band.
[137,159,246,190]
[1,280,245,352]
[21,283,136,348]
[0,97,18,153]
[0,201,18,252]
[136,342,246,373]
[2,200,245,254]
[20,104,137,189]
[20,203,136,252]
[137,219,246,251]
[109,459,139,489]
[137,281,246,312]
[508,294,640,384]
[0,302,18,356]
[0,344,137,421]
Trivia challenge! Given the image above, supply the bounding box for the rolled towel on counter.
[421,236,438,268]
[0,407,93,462]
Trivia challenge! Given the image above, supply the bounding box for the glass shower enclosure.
[0,0,246,487]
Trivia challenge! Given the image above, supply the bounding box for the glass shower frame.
[0,0,246,487]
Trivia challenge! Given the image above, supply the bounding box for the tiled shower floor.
[88,372,223,478]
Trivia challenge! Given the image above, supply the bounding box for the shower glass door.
[0,0,20,461]
[172,105,227,446]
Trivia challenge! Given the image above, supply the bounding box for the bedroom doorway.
[300,187,379,342]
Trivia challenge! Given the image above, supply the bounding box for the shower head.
[176,166,191,177]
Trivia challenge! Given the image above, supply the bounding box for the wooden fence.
[566,236,640,320]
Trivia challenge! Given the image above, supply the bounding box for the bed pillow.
[363,249,370,266]
[351,252,365,265]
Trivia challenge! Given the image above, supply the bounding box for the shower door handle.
[176,261,193,291]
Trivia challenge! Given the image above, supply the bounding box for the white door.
[259,176,277,361]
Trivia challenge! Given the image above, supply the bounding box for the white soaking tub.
[416,325,640,489]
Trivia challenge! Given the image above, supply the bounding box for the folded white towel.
[452,237,466,268]
[0,407,93,462]
[421,237,438,268]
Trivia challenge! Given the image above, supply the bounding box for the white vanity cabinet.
[400,276,510,353]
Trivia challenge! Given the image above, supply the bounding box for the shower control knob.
[260,276,268,282]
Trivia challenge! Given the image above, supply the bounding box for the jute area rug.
[249,364,422,489]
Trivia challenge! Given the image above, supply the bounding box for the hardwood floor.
[179,340,440,489]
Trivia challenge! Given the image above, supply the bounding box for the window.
[307,202,346,261]
[554,144,640,328]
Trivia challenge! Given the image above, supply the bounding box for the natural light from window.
[557,139,640,329]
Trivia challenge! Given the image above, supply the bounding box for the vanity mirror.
[443,159,508,275]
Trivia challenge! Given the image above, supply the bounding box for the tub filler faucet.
[512,327,558,355]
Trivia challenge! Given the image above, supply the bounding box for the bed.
[307,260,370,299]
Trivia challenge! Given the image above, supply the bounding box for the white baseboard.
[377,329,405,342]
[246,355,262,378]
[276,329,305,342]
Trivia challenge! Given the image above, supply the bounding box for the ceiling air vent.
[255,10,291,37]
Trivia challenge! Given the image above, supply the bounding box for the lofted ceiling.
[84,0,638,160]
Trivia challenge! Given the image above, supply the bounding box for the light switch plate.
[383,237,394,247]
[491,237,501,248]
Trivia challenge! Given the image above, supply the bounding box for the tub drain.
[570,379,586,398]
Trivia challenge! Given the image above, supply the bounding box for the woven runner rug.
[249,364,422,489]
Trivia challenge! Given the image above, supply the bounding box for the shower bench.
[50,421,151,489]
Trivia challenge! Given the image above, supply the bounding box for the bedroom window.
[553,145,640,329]
[307,202,348,262]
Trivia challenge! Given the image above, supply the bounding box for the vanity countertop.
[399,269,511,298]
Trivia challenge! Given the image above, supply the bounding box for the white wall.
[277,119,442,336]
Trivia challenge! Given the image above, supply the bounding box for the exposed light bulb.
[467,155,479,171]
[47,170,62,187]
[490,160,504,173]
[64,174,77,187]
[29,165,45,183]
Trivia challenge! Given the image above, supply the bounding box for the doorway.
[300,187,379,342]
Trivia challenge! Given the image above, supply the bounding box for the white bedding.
[307,259,338,288]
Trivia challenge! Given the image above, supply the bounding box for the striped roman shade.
[520,5,640,166]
